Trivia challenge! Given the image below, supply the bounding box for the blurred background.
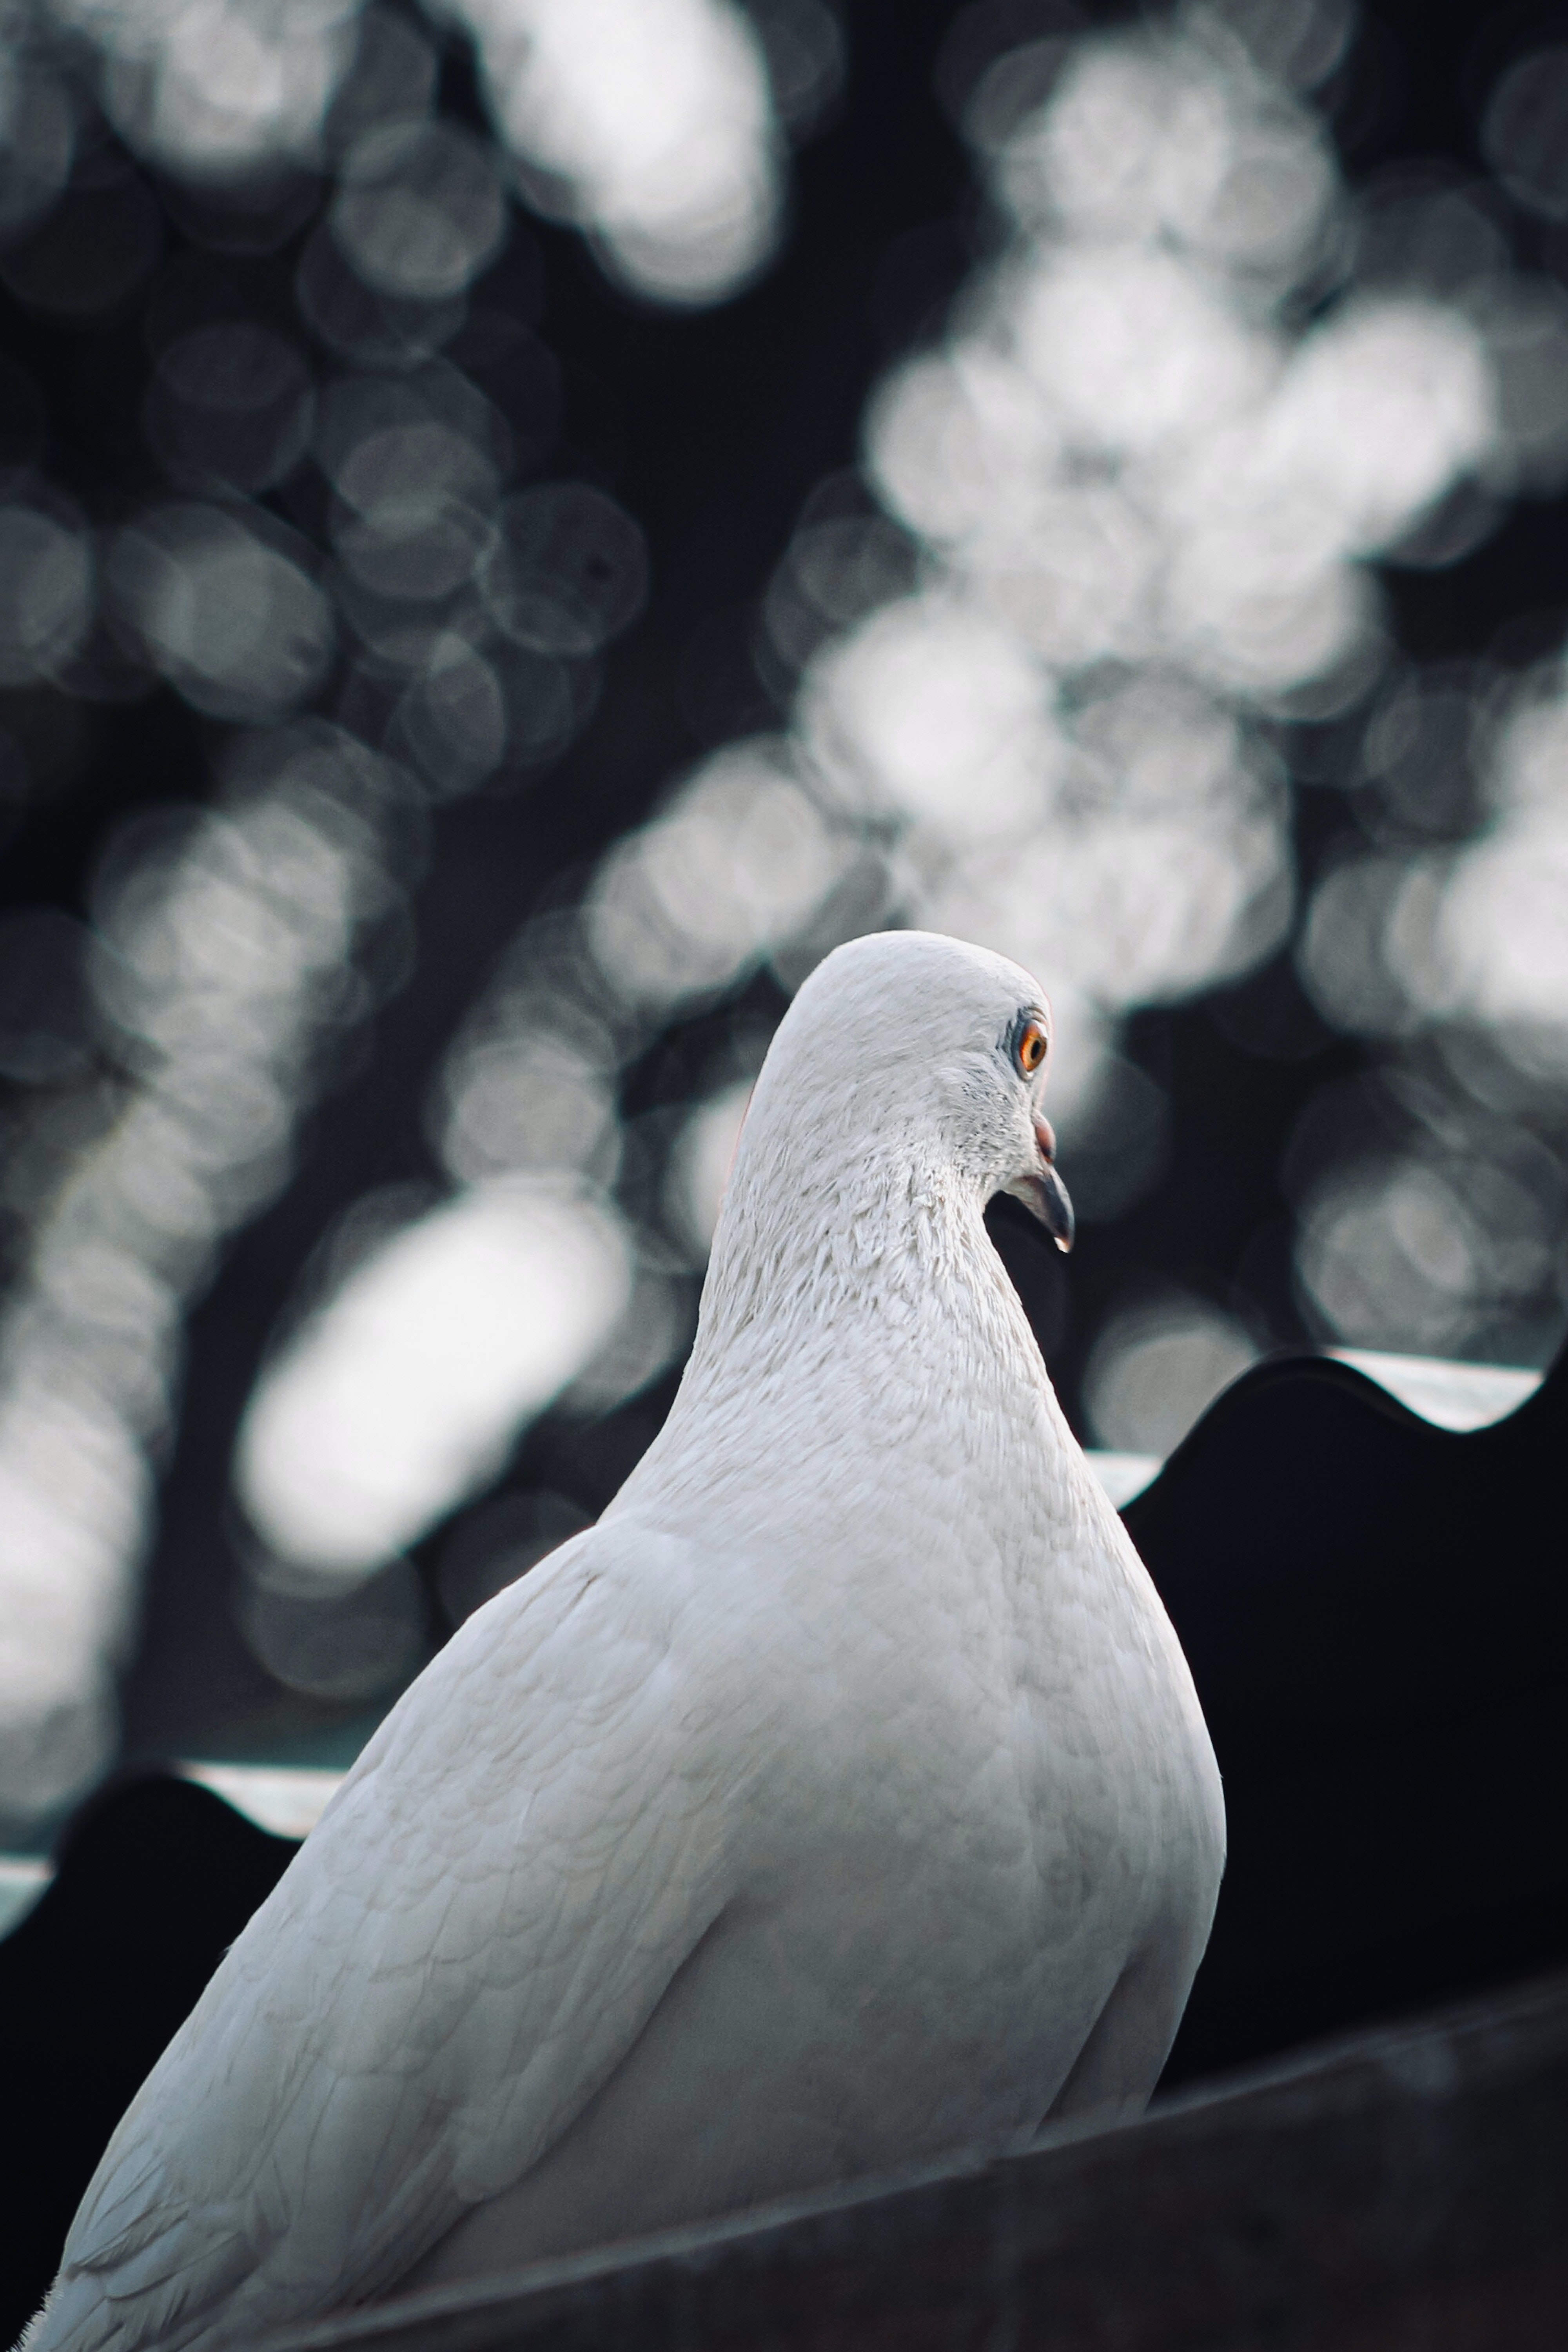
[0,0,1566,1869]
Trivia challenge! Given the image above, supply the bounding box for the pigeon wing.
[31,1525,740,2352]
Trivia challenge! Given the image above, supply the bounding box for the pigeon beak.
[1005,1113,1074,1254]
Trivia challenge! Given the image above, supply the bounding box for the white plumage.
[28,931,1224,2352]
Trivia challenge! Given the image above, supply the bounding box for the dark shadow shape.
[0,1773,296,2343]
[1136,1343,1568,2086]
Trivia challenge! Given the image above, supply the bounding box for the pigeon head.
[735,930,1074,1254]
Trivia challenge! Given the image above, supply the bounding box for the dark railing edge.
[243,1960,1568,2352]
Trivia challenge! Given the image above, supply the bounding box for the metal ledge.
[254,1967,1568,2352]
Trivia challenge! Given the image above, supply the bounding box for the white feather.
[27,932,1223,2352]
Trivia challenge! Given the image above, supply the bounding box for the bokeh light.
[109,505,336,723]
[0,0,799,1819]
[1,0,1567,1833]
[331,117,506,301]
[1083,1293,1261,1460]
[143,324,317,496]
[459,0,782,303]
[236,1179,631,1584]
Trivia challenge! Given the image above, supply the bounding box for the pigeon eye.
[1016,1018,1049,1078]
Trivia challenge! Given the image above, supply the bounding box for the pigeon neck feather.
[702,1096,985,1341]
[628,1078,1075,1524]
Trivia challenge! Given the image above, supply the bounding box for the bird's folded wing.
[33,1527,741,2352]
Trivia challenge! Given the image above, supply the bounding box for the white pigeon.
[27,930,1224,2352]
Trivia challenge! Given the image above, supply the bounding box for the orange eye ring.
[1016,1018,1049,1078]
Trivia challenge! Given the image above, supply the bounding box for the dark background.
[4,0,1552,1766]
[3,0,1568,2330]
